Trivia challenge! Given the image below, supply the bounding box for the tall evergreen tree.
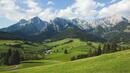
[102,43,110,53]
[110,43,118,52]
[97,45,102,55]
[5,49,12,65]
[14,50,21,64]
[4,49,21,65]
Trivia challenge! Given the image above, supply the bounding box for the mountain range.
[0,15,130,42]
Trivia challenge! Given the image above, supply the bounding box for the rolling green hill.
[1,49,130,73]
[45,39,101,61]
[0,39,100,60]
[0,40,46,53]
[0,39,130,73]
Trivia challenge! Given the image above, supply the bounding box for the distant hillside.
[0,31,19,40]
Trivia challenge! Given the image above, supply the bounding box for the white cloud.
[73,0,97,16]
[39,8,57,21]
[99,0,130,17]
[58,7,75,19]
[0,0,26,21]
[58,0,99,19]
[47,1,54,6]
[25,0,42,13]
[24,0,42,19]
[0,0,100,21]
[0,0,57,21]
[1,0,130,22]
[0,0,43,21]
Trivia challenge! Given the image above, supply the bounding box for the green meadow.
[1,49,130,73]
[0,38,130,73]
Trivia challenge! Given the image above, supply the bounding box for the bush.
[64,49,68,54]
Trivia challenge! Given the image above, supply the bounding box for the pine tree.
[102,43,110,53]
[14,50,21,64]
[4,49,21,65]
[5,49,12,65]
[97,45,102,55]
[110,43,117,52]
[8,51,15,65]
[88,49,93,57]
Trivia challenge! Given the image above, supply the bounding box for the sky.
[0,0,130,28]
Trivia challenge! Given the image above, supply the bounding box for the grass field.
[0,40,45,53]
[0,39,130,73]
[0,59,62,72]
[46,39,101,61]
[1,49,130,73]
[0,39,100,61]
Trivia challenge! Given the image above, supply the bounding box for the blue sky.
[38,0,75,9]
[0,0,129,28]
[15,0,75,11]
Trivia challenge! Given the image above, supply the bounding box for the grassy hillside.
[0,39,100,71]
[45,39,101,61]
[1,49,130,73]
[0,39,130,73]
[0,40,45,53]
[0,60,61,72]
[0,38,99,53]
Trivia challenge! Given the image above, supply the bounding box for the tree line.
[0,49,21,65]
[0,48,45,65]
[71,42,129,61]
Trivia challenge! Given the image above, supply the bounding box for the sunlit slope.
[46,38,100,61]
[2,49,130,73]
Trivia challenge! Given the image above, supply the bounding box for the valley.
[0,0,130,73]
[0,38,130,73]
[1,45,130,73]
[0,16,130,73]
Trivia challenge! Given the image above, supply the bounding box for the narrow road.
[0,65,19,72]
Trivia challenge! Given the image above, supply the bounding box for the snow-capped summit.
[28,16,43,24]
[80,15,128,29]
[0,17,49,35]
[18,19,28,26]
[100,15,127,26]
[0,15,129,36]
[72,18,92,30]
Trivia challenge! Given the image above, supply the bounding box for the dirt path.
[0,65,19,72]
